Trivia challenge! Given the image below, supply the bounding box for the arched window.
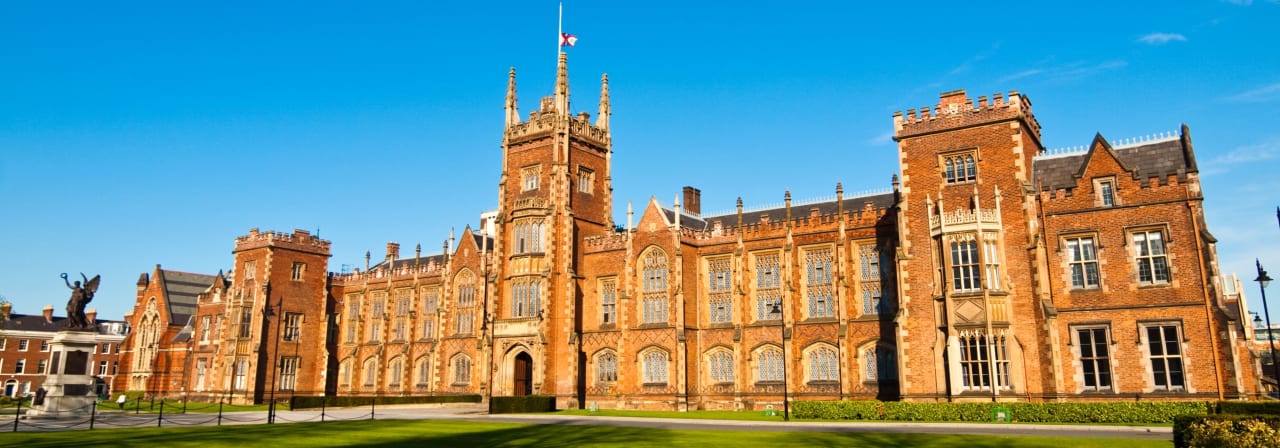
[964,155,976,180]
[757,346,784,382]
[363,358,378,388]
[388,358,404,387]
[642,350,669,384]
[451,354,472,385]
[455,270,476,334]
[641,249,669,324]
[944,158,955,182]
[708,350,735,383]
[754,253,781,321]
[809,346,838,382]
[596,351,618,384]
[415,356,431,386]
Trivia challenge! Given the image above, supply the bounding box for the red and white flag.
[559,32,578,48]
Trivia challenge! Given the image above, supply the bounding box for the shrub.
[1216,401,1280,416]
[794,400,1209,424]
[792,400,881,420]
[289,394,481,410]
[489,395,556,414]
[1174,414,1280,448]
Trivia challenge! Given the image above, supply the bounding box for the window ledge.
[1137,283,1172,290]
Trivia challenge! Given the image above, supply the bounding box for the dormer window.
[1094,178,1117,207]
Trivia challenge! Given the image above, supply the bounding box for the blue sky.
[2,1,1278,321]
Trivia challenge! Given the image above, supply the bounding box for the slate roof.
[667,192,898,231]
[369,254,448,272]
[1,312,128,335]
[160,270,217,325]
[1034,138,1192,192]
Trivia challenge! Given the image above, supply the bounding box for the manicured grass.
[555,408,788,421]
[3,419,1172,447]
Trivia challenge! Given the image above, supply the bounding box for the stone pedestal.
[25,331,98,418]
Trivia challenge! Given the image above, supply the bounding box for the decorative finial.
[505,67,520,128]
[597,73,610,130]
[554,52,569,116]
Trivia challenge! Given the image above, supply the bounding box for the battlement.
[329,260,443,284]
[233,228,332,255]
[893,89,1041,141]
[507,103,609,148]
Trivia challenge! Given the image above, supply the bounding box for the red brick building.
[117,53,1259,407]
[0,302,126,399]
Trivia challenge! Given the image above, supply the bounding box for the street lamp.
[265,298,284,423]
[769,302,789,421]
[1256,259,1277,394]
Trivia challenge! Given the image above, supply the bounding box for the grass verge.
[4,419,1171,448]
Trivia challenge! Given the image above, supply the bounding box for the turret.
[554,52,569,116]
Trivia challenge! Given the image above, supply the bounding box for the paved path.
[9,403,1173,442]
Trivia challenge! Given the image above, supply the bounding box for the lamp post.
[266,298,283,423]
[769,302,789,421]
[1257,260,1277,395]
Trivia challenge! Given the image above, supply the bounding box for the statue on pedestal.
[62,273,100,330]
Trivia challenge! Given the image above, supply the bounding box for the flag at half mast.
[557,3,577,50]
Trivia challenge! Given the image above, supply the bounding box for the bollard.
[90,400,97,430]
[217,400,224,426]
[158,399,164,427]
[320,397,326,423]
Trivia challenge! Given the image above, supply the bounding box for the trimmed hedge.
[290,394,481,409]
[794,400,1210,424]
[489,395,556,414]
[1215,400,1280,416]
[1174,414,1280,448]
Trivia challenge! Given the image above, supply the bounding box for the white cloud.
[867,130,895,146]
[1225,83,1280,103]
[1138,33,1188,45]
[1202,137,1280,175]
[995,61,1126,84]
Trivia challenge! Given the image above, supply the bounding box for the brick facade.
[116,55,1259,407]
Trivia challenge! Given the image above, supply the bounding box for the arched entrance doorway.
[513,352,532,396]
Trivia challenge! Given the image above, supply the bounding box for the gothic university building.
[115,52,1263,408]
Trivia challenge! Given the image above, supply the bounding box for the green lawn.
[4,419,1172,448]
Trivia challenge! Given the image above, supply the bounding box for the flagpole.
[558,2,563,56]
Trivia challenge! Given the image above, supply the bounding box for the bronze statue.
[62,273,100,330]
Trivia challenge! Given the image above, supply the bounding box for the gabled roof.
[159,270,217,325]
[1033,135,1193,191]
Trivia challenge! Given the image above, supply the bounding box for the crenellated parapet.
[583,230,629,253]
[329,262,443,285]
[234,228,331,256]
[506,107,610,149]
[893,89,1041,143]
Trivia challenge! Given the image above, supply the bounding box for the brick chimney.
[43,305,54,323]
[682,186,702,216]
[86,308,97,325]
[386,242,401,260]
[1,302,10,320]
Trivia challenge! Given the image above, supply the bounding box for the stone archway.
[514,352,533,396]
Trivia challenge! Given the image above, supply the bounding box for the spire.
[505,67,520,128]
[554,52,569,116]
[596,73,610,130]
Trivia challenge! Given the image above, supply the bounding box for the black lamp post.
[769,302,789,421]
[266,298,283,423]
[1256,260,1277,393]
